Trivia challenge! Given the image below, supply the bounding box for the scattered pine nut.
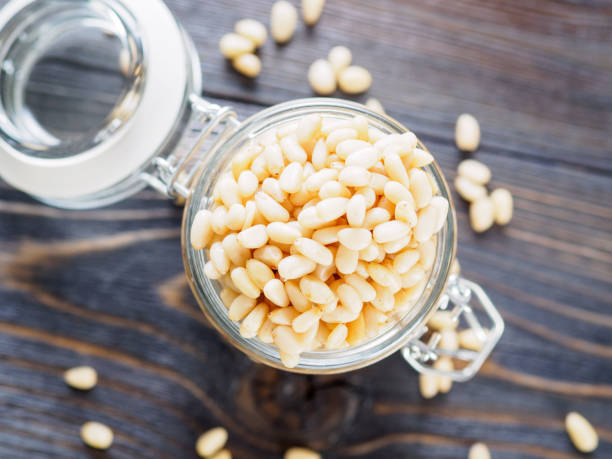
[455,113,481,152]
[271,1,298,43]
[458,328,487,351]
[64,366,98,391]
[308,59,337,95]
[80,422,113,450]
[490,188,513,225]
[219,33,255,59]
[234,19,267,47]
[302,0,326,26]
[468,442,491,459]
[457,159,491,186]
[454,176,486,203]
[419,372,439,399]
[233,53,262,78]
[338,66,372,94]
[365,97,385,115]
[565,412,598,453]
[196,427,229,458]
[210,449,232,459]
[328,46,352,76]
[284,446,322,459]
[469,196,495,233]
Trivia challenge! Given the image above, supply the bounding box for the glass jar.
[0,0,504,379]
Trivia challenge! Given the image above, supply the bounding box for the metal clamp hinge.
[141,95,239,200]
[401,275,505,382]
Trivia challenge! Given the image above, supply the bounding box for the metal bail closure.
[401,275,505,382]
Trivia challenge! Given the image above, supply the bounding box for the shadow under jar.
[0,0,503,379]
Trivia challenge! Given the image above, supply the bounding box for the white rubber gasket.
[0,0,188,199]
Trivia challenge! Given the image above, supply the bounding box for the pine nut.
[230,267,260,298]
[454,176,486,202]
[359,241,380,262]
[365,97,385,115]
[346,313,366,345]
[263,178,287,202]
[296,114,321,146]
[237,224,269,249]
[191,210,213,250]
[328,45,352,76]
[273,325,302,354]
[237,170,258,198]
[196,427,228,458]
[81,422,113,450]
[344,274,376,302]
[434,356,453,393]
[458,159,490,185]
[409,168,433,208]
[299,275,335,304]
[305,168,338,192]
[258,318,275,343]
[219,33,255,59]
[337,283,362,313]
[210,242,230,274]
[271,0,297,43]
[401,266,425,288]
[468,442,490,459]
[427,311,457,330]
[337,227,372,251]
[241,303,269,338]
[458,328,486,351]
[285,279,312,312]
[211,450,232,459]
[565,412,598,453]
[346,194,366,226]
[284,447,321,459]
[308,59,336,95]
[302,0,325,25]
[264,143,284,175]
[455,113,481,152]
[293,237,334,265]
[326,323,348,349]
[255,192,290,222]
[363,207,391,229]
[393,248,420,274]
[383,233,411,254]
[261,278,289,307]
[383,153,410,188]
[311,225,345,245]
[335,244,358,274]
[311,138,328,170]
[245,259,275,289]
[266,222,302,245]
[345,147,378,169]
[281,134,308,164]
[327,128,358,151]
[278,255,317,279]
[355,187,376,208]
[226,203,246,231]
[439,329,459,351]
[491,188,513,225]
[64,366,97,391]
[430,196,449,232]
[384,181,412,204]
[204,261,222,280]
[235,18,267,47]
[316,197,349,222]
[451,258,461,275]
[373,220,411,243]
[270,307,299,325]
[232,53,261,78]
[335,139,370,158]
[418,238,436,270]
[338,66,372,94]
[220,288,238,308]
[395,200,417,227]
[419,372,438,399]
[292,308,322,333]
[415,205,439,243]
[470,196,495,232]
[253,245,283,268]
[409,148,434,168]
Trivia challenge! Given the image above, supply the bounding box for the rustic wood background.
[0,0,611,457]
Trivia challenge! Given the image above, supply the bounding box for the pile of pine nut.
[191,114,449,367]
[308,46,373,95]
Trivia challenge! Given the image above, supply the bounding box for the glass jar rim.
[182,98,457,374]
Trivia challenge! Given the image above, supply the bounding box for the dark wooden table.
[1,1,611,457]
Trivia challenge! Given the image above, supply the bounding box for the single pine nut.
[271,1,298,43]
[253,245,283,268]
[338,66,372,94]
[264,143,284,175]
[434,356,453,393]
[455,113,481,152]
[430,196,449,232]
[346,313,366,345]
[363,207,391,229]
[258,318,275,343]
[311,138,328,170]
[255,192,290,222]
[241,303,269,338]
[373,220,411,243]
[278,255,317,279]
[233,53,261,78]
[311,225,346,245]
[419,372,438,399]
[245,259,275,289]
[297,206,325,229]
[565,412,598,453]
[284,279,312,312]
[439,329,459,351]
[409,148,434,168]
[191,210,213,250]
[211,206,228,235]
[458,328,486,351]
[284,446,321,459]
[338,228,372,251]
[228,295,256,322]
[235,18,267,47]
[292,308,321,333]
[196,427,229,458]
[345,147,378,169]
[238,170,258,198]
[237,224,269,249]
[468,442,490,459]
[302,0,325,25]
[263,178,287,202]
[293,237,334,266]
[383,234,411,255]
[374,133,416,156]
[365,97,385,115]
[278,162,304,193]
[355,187,376,208]
[470,196,495,233]
[81,422,113,450]
[321,304,358,323]
[270,307,299,325]
[335,139,370,158]
[359,241,380,262]
[427,311,457,330]
[326,323,348,349]
[415,205,438,243]
[344,274,376,302]
[393,248,420,274]
[299,275,335,304]
[458,159,491,185]
[335,244,359,274]
[337,283,362,313]
[204,261,222,279]
[395,200,417,227]
[418,238,436,270]
[454,176,486,202]
[232,143,261,178]
[250,154,269,181]
[220,288,238,308]
[226,203,246,231]
[231,267,261,298]
[308,59,336,95]
[383,153,410,189]
[401,265,425,288]
[491,188,513,225]
[370,283,394,311]
[210,242,230,274]
[210,450,232,459]
[339,166,370,187]
[64,366,97,390]
[451,258,461,275]
[219,33,255,58]
[241,202,258,233]
[305,168,338,192]
[346,194,366,226]
[328,46,352,76]
[384,181,412,204]
[266,222,302,245]
[296,113,321,143]
[274,325,302,354]
[409,168,433,209]
[316,197,349,222]
[280,134,308,163]
[355,260,370,279]
[262,278,290,307]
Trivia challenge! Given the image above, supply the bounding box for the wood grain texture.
[0,0,611,457]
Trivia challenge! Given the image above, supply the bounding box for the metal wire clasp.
[402,275,505,382]
[141,95,239,200]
